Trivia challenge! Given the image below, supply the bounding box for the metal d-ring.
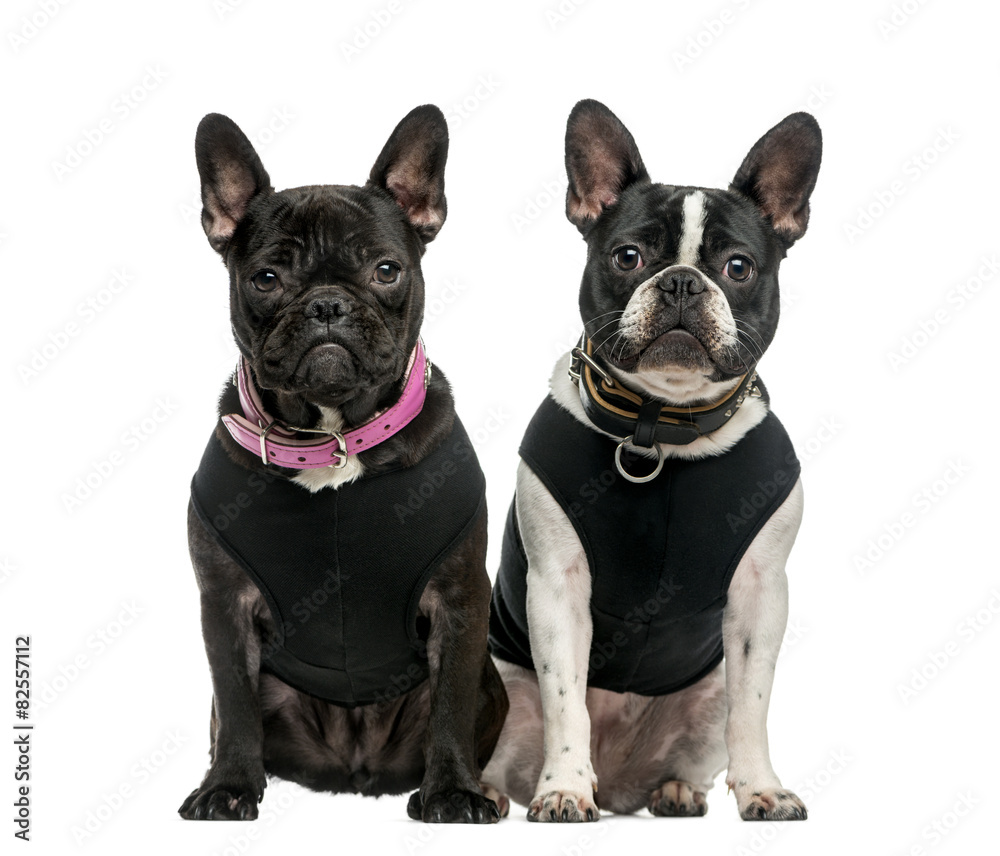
[614,437,665,483]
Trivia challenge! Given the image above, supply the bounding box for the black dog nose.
[305,295,351,322]
[658,270,705,295]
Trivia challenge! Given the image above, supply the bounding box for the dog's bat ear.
[368,105,449,243]
[564,99,649,233]
[730,113,822,248]
[195,114,272,255]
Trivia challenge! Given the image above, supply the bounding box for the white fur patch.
[290,405,365,492]
[677,191,707,267]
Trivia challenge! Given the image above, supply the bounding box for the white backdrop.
[3,0,998,853]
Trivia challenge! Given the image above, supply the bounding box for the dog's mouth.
[293,339,358,386]
[606,325,749,377]
[609,327,708,370]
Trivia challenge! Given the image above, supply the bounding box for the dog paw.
[480,782,510,818]
[178,783,263,820]
[738,788,807,821]
[527,790,599,822]
[407,788,501,823]
[649,780,708,817]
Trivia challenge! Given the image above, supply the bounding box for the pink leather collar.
[220,342,430,470]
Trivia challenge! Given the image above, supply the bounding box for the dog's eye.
[373,263,400,285]
[613,247,642,271]
[250,270,280,292]
[724,256,754,282]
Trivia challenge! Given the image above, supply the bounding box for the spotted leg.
[723,479,807,821]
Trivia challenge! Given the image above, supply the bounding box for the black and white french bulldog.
[482,100,821,821]
[179,106,507,823]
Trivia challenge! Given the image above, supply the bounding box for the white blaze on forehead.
[677,190,707,267]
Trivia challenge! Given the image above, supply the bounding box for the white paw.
[735,786,807,821]
[527,789,599,822]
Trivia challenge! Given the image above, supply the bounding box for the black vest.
[191,418,485,708]
[489,396,799,696]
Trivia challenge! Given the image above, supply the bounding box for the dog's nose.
[658,270,705,295]
[305,295,352,322]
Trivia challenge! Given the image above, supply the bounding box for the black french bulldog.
[178,106,507,823]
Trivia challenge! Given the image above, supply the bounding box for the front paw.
[178,768,265,821]
[527,790,599,822]
[738,788,807,821]
[649,780,708,817]
[407,788,501,823]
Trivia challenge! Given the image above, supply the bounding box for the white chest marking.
[290,405,365,492]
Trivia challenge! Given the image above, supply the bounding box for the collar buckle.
[256,420,280,466]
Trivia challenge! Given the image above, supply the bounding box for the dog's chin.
[296,342,358,388]
[255,343,363,406]
[610,330,745,376]
[634,330,712,372]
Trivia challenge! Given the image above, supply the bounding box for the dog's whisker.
[588,317,626,345]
